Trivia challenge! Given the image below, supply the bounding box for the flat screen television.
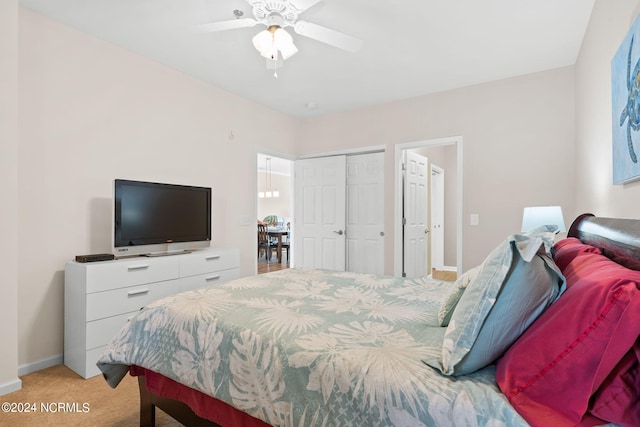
[113,179,211,256]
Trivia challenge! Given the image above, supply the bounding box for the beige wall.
[298,67,576,272]
[0,0,21,394]
[17,8,298,369]
[575,0,640,215]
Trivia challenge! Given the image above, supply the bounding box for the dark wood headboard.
[567,213,640,271]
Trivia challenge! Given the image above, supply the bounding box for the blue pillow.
[424,227,565,375]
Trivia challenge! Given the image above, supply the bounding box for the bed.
[97,214,640,427]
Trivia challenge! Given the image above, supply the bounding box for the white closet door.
[403,151,429,278]
[294,156,347,271]
[346,152,384,274]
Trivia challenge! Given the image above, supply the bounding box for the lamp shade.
[252,29,275,59]
[521,206,566,233]
[272,27,298,59]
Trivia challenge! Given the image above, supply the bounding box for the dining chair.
[280,222,291,262]
[257,224,275,262]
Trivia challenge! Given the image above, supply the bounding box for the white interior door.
[430,165,445,271]
[346,153,384,274]
[403,151,429,277]
[294,156,346,270]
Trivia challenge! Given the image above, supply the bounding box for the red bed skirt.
[130,366,270,427]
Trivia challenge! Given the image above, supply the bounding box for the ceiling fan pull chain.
[273,46,278,78]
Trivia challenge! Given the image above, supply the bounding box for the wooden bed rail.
[138,375,221,427]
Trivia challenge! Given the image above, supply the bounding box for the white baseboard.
[18,353,63,376]
[0,378,22,396]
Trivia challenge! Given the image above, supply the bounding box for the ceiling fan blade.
[293,20,363,53]
[195,18,257,33]
[290,0,322,12]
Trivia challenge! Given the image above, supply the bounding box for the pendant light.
[260,157,279,198]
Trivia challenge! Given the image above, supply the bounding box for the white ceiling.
[257,153,292,176]
[19,0,595,118]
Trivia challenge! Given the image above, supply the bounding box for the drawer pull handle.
[128,264,149,271]
[205,275,221,282]
[127,288,149,296]
[205,255,221,261]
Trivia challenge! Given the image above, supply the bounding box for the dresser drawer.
[180,249,239,277]
[84,256,180,293]
[180,268,240,292]
[86,311,137,350]
[86,279,179,321]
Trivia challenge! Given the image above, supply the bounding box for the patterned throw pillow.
[436,266,480,326]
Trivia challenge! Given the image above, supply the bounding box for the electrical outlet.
[470,214,479,226]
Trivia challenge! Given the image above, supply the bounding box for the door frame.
[296,144,386,160]
[255,149,296,274]
[393,136,463,276]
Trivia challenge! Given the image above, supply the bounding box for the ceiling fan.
[197,0,363,74]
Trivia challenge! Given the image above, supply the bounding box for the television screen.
[114,179,211,248]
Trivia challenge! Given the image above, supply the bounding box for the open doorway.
[256,153,293,274]
[394,137,463,278]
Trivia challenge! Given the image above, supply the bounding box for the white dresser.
[64,248,239,378]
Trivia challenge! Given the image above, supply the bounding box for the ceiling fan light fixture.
[273,27,298,59]
[252,25,297,61]
[252,29,274,57]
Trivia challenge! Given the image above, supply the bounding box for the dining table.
[266,226,289,263]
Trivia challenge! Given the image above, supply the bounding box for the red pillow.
[551,237,602,272]
[496,250,640,427]
[557,244,615,291]
[588,341,640,426]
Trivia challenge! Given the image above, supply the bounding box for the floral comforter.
[98,268,527,426]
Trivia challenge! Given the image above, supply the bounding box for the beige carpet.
[0,365,182,427]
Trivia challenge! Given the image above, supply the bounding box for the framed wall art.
[612,14,640,184]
